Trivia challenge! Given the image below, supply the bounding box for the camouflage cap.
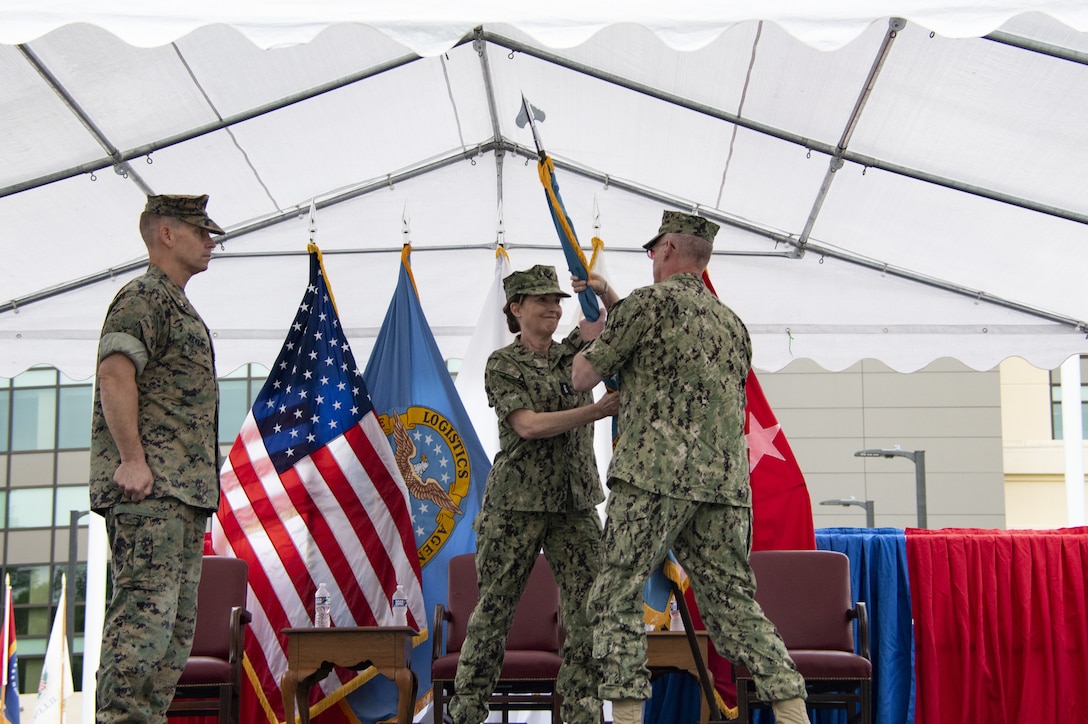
[643,210,720,249]
[144,194,225,235]
[502,265,571,304]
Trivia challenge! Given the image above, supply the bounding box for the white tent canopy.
[3,1,1088,379]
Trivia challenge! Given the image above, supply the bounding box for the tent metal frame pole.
[1,46,438,199]
[471,27,508,243]
[797,18,904,252]
[8,26,1086,230]
[17,44,154,196]
[481,30,1088,228]
[505,142,1086,332]
[4,134,1085,332]
[501,141,800,252]
[984,30,1088,66]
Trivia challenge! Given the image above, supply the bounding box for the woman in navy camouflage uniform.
[448,265,619,724]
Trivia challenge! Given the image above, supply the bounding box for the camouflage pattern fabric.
[501,264,571,301]
[90,264,220,514]
[482,328,604,512]
[643,210,721,249]
[580,272,806,704]
[97,498,208,723]
[580,273,751,505]
[590,481,805,703]
[449,509,603,724]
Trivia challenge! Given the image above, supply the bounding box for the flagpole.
[1,574,9,715]
[60,574,67,724]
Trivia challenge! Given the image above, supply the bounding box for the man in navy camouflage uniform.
[448,265,619,724]
[90,194,223,723]
[572,212,808,724]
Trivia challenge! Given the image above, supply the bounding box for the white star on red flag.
[746,411,786,471]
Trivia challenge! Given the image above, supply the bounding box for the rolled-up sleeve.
[97,332,150,376]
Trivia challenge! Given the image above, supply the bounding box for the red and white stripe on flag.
[213,410,424,721]
[210,247,425,723]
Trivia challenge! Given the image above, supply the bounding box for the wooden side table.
[281,626,418,724]
[646,630,714,724]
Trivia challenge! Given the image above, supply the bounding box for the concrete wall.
[758,358,1006,530]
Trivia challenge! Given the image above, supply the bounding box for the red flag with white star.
[745,370,816,551]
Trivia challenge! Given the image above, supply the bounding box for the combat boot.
[771,697,809,723]
[610,698,644,724]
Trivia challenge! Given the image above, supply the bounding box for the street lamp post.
[819,497,876,528]
[855,447,927,529]
[67,509,90,652]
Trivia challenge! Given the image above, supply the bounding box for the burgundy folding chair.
[431,553,563,724]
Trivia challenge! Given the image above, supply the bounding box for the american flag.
[212,245,424,723]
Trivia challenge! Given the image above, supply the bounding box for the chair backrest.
[444,553,560,655]
[749,549,854,652]
[190,556,249,660]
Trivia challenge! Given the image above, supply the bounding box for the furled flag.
[33,576,72,724]
[2,576,19,724]
[211,244,425,724]
[453,247,514,462]
[362,245,488,712]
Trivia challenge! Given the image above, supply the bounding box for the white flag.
[33,575,72,724]
[454,248,514,461]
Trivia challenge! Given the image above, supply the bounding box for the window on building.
[57,384,93,449]
[54,486,91,526]
[1051,355,1088,440]
[7,488,55,528]
[0,388,9,453]
[218,363,269,444]
[11,387,57,451]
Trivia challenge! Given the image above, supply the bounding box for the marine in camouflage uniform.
[573,212,807,722]
[449,266,617,724]
[90,195,223,724]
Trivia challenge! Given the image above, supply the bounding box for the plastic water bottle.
[314,582,331,628]
[669,597,684,632]
[391,584,408,626]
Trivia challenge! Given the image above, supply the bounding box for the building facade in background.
[0,356,1084,706]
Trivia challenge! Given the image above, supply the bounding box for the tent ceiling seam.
[715,21,761,208]
[172,43,281,211]
[440,54,469,152]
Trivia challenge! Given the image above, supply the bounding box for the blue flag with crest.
[360,245,488,714]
